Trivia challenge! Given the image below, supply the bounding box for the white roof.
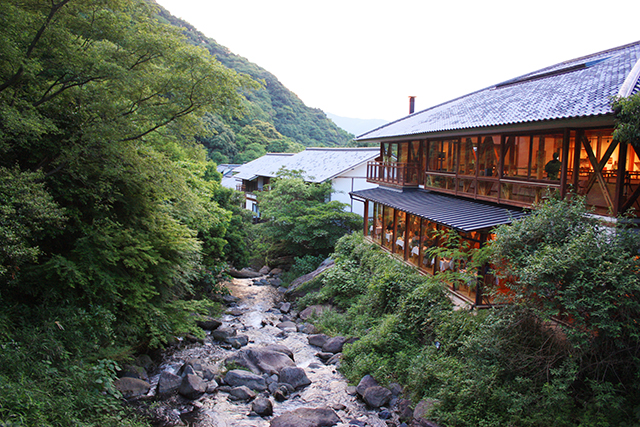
[234,148,379,183]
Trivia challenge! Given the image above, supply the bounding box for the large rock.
[195,317,222,331]
[299,305,332,321]
[179,374,206,399]
[356,374,379,398]
[362,386,392,408]
[226,334,249,348]
[308,333,330,348]
[252,396,273,416]
[278,366,311,390]
[157,371,182,397]
[180,358,218,381]
[322,336,347,354]
[228,385,256,401]
[276,321,297,333]
[228,267,262,278]
[413,399,440,424]
[225,347,295,375]
[224,369,267,391]
[114,377,150,399]
[212,327,237,341]
[285,259,335,299]
[270,407,340,427]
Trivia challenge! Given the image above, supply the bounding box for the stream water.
[148,277,389,427]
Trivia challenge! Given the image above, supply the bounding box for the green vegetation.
[0,0,253,424]
[252,170,362,265]
[302,198,640,426]
[156,6,354,164]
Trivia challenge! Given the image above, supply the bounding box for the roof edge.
[619,55,640,97]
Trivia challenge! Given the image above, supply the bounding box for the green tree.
[612,92,640,150]
[488,197,640,422]
[256,169,362,261]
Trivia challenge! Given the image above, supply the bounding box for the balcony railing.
[367,161,419,187]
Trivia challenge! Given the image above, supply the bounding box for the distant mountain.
[154,4,354,163]
[326,113,388,137]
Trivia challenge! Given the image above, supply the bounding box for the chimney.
[409,96,416,114]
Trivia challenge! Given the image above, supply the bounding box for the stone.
[226,334,249,348]
[262,344,294,360]
[114,377,150,399]
[279,302,291,313]
[212,327,237,341]
[378,409,392,419]
[285,258,335,298]
[179,374,206,400]
[224,369,267,391]
[224,347,295,376]
[356,374,379,398]
[181,358,218,381]
[270,277,283,287]
[326,353,342,366]
[388,382,404,396]
[259,266,271,275]
[252,396,273,416]
[196,317,222,330]
[397,398,413,422]
[227,308,243,316]
[270,268,283,276]
[413,399,439,422]
[206,381,219,394]
[222,294,240,304]
[278,366,311,390]
[157,371,182,397]
[298,323,318,334]
[228,267,262,278]
[363,386,392,408]
[299,305,331,321]
[316,352,333,361]
[270,407,340,427]
[308,333,330,348]
[322,336,347,354]
[228,385,256,401]
[120,364,148,381]
[276,321,298,332]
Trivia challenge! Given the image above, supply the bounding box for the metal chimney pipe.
[409,96,416,114]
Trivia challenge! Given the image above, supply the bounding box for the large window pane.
[428,140,457,173]
[458,137,478,176]
[503,136,530,178]
[394,211,406,256]
[478,135,500,177]
[382,206,394,249]
[407,215,421,266]
[533,134,563,180]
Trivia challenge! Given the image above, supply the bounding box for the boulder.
[363,386,392,408]
[270,268,284,276]
[120,364,148,381]
[212,327,237,341]
[225,347,295,376]
[298,323,318,334]
[278,366,311,390]
[179,374,206,400]
[180,358,218,381]
[270,407,340,427]
[299,305,332,321]
[228,267,262,278]
[226,308,244,316]
[226,334,249,348]
[224,369,267,391]
[397,398,414,422]
[326,353,342,366]
[308,333,330,348]
[259,266,271,275]
[322,336,347,354]
[413,399,440,423]
[196,317,222,331]
[316,352,333,361]
[228,385,256,401]
[276,321,297,333]
[285,259,335,298]
[252,396,274,416]
[262,344,294,360]
[222,294,240,304]
[156,371,182,397]
[279,302,291,313]
[114,377,150,399]
[356,374,379,398]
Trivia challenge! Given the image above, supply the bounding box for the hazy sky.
[157,0,640,122]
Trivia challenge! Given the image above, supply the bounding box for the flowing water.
[148,277,389,427]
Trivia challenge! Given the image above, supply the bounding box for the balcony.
[367,161,419,187]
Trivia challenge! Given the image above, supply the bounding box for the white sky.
[157,0,640,122]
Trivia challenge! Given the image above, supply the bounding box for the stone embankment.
[115,265,440,427]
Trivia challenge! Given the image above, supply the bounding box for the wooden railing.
[367,161,419,187]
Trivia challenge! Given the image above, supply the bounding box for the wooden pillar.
[560,128,570,199]
[613,141,628,216]
[572,130,583,190]
[363,200,369,236]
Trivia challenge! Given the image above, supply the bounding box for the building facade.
[350,41,640,307]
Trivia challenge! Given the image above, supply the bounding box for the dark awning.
[350,187,528,232]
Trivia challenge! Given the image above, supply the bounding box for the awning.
[350,187,528,232]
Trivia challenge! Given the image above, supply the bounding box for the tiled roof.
[234,148,379,183]
[358,41,640,140]
[232,153,295,181]
[351,187,528,232]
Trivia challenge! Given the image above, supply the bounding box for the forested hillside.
[155,4,354,164]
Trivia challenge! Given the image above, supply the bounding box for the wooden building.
[350,40,640,307]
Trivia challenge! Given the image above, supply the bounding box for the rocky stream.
[115,268,434,427]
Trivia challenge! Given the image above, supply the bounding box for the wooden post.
[613,141,628,216]
[560,128,569,199]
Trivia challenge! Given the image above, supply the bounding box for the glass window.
[458,137,478,176]
[407,215,421,266]
[427,139,458,173]
[478,135,500,177]
[533,134,563,180]
[394,211,406,256]
[372,203,383,244]
[382,206,394,249]
[503,136,530,178]
[419,220,438,272]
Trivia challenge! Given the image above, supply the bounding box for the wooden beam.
[581,136,614,211]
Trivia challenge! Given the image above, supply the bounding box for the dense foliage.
[155,6,355,164]
[303,199,640,426]
[253,170,362,263]
[0,0,253,424]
